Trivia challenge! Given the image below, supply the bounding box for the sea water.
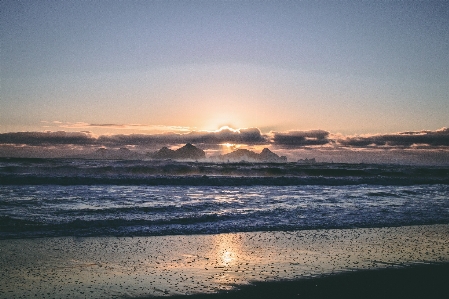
[1,158,448,239]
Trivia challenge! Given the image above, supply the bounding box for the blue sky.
[0,0,448,162]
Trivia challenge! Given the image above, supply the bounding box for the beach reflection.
[208,233,249,286]
[212,234,243,267]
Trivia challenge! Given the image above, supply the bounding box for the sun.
[215,125,239,133]
[219,143,236,154]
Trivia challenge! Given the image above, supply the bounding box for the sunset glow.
[1,3,448,298]
[0,1,447,164]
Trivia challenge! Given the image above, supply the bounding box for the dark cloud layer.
[186,128,267,144]
[0,128,268,147]
[272,130,331,147]
[0,131,95,146]
[339,128,449,147]
[1,128,448,152]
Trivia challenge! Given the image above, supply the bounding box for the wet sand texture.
[1,224,448,298]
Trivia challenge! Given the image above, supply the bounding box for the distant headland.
[147,143,287,162]
[148,143,206,160]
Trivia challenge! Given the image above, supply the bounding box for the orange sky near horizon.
[1,1,448,165]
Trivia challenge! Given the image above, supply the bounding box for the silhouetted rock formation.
[221,149,260,161]
[218,148,286,162]
[151,147,176,159]
[175,143,206,160]
[149,143,205,160]
[259,148,287,162]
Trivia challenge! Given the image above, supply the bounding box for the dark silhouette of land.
[214,147,287,162]
[148,144,287,162]
[149,143,206,160]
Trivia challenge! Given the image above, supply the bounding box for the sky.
[0,0,448,163]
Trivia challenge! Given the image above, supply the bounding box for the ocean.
[1,158,448,240]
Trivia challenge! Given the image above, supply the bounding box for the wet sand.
[1,224,448,298]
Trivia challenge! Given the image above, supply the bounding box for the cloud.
[184,127,267,145]
[1,128,448,155]
[339,127,449,147]
[272,130,331,147]
[0,127,268,148]
[0,131,96,146]
[93,127,267,148]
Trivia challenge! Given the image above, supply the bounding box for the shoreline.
[1,224,448,298]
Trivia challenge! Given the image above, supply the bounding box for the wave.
[2,183,448,240]
[366,191,402,197]
[1,159,448,240]
[1,158,448,186]
[1,174,448,186]
[2,213,447,240]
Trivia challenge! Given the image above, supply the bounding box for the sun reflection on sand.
[222,251,234,265]
[1,226,449,298]
[212,234,243,267]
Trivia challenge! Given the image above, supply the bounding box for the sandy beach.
[1,224,448,298]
